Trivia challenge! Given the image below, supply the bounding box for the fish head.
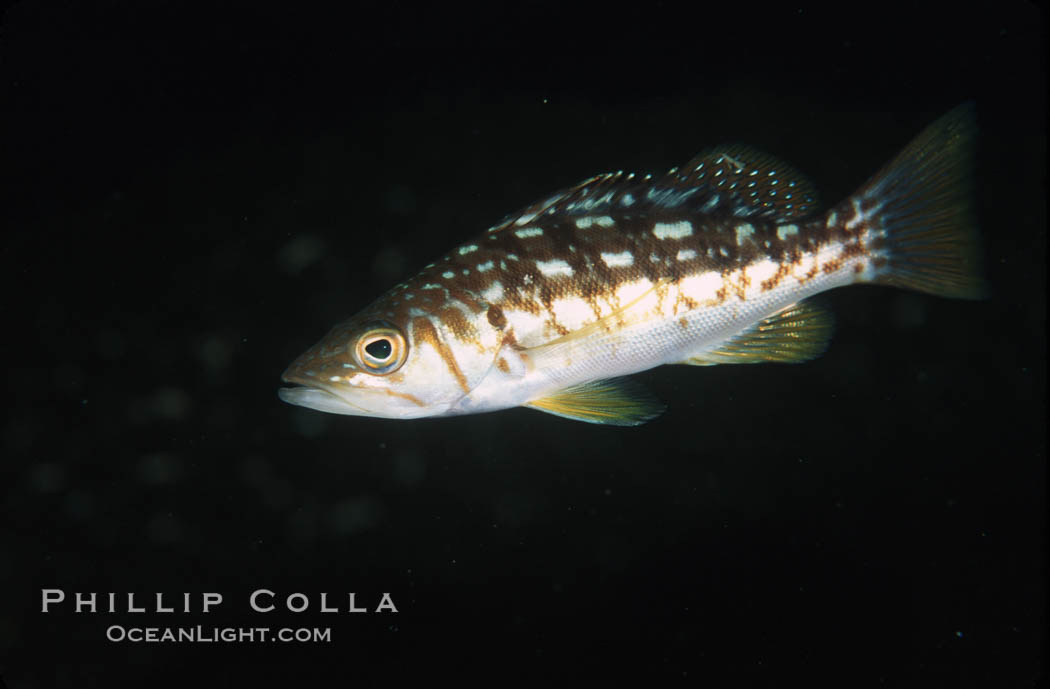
[279,294,506,419]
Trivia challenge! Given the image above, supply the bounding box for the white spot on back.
[735,223,755,245]
[747,258,779,284]
[614,278,654,307]
[679,271,723,302]
[458,244,479,255]
[476,260,495,272]
[600,250,634,268]
[575,216,613,229]
[442,271,455,279]
[652,221,693,239]
[676,249,697,261]
[535,259,574,277]
[514,227,544,239]
[549,296,594,330]
[621,193,635,207]
[481,281,504,302]
[776,224,799,241]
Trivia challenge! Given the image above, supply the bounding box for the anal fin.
[680,300,834,366]
[524,378,665,426]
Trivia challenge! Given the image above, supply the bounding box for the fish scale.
[280,105,983,425]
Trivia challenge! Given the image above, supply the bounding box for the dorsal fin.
[486,146,820,234]
[485,171,639,234]
[679,145,820,221]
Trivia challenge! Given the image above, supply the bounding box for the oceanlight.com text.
[106,625,331,643]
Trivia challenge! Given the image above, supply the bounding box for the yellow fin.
[680,300,834,366]
[524,378,665,426]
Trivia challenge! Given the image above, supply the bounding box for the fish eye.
[365,339,392,359]
[353,322,407,374]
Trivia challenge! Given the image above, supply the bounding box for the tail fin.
[856,103,986,299]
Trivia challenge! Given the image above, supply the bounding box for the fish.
[279,105,983,426]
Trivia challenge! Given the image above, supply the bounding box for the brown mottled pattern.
[410,316,469,393]
[365,145,886,345]
[396,213,837,317]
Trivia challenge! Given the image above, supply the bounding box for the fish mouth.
[279,365,373,415]
[277,384,371,415]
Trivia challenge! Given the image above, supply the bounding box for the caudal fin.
[855,103,986,299]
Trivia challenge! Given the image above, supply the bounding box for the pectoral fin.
[524,378,665,426]
[680,300,834,366]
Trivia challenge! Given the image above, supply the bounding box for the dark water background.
[2,2,1044,686]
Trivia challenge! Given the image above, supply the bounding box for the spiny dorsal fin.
[677,144,820,221]
[681,300,834,366]
[524,377,665,426]
[487,144,819,233]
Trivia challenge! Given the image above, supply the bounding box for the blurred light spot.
[196,334,235,373]
[30,462,64,493]
[329,496,384,535]
[277,234,326,274]
[287,504,319,544]
[4,415,40,452]
[147,512,183,544]
[94,329,127,360]
[239,455,293,510]
[52,363,84,396]
[150,387,192,420]
[65,489,95,520]
[137,453,183,485]
[206,398,239,430]
[288,408,330,438]
[392,450,426,485]
[494,492,537,527]
[36,299,66,329]
[372,245,407,283]
[385,185,416,215]
[891,294,927,328]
